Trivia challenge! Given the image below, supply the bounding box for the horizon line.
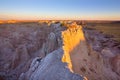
[0,19,120,21]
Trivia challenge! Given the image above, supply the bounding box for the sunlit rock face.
[0,21,4,24]
[18,22,84,80]
[0,21,120,80]
[19,48,83,80]
[62,22,85,72]
[0,22,84,80]
[7,20,16,23]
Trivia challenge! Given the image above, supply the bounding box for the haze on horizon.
[0,0,120,20]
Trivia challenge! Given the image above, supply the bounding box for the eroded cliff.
[18,22,85,80]
[0,21,120,80]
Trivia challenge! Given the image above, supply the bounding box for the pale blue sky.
[0,0,120,20]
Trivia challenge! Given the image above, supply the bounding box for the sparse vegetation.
[80,67,86,73]
[85,23,120,42]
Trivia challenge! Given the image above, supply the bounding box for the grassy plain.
[85,22,120,42]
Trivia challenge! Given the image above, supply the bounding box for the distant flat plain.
[84,21,120,42]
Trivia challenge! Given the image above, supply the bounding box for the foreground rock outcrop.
[19,48,83,80]
[0,22,85,80]
[0,21,120,80]
[18,22,85,80]
[0,23,52,80]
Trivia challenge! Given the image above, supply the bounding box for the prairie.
[84,22,120,42]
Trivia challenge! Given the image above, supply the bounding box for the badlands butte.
[0,20,120,80]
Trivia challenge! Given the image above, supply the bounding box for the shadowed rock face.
[0,22,84,80]
[0,22,120,80]
[0,23,52,80]
[82,28,120,80]
[18,22,84,80]
[19,48,83,80]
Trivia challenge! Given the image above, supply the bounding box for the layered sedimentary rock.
[82,28,120,80]
[18,22,84,80]
[19,48,83,80]
[0,22,85,80]
[62,22,85,72]
[0,23,51,80]
[0,22,120,80]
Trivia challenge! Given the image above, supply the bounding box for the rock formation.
[19,48,83,80]
[18,22,85,80]
[82,28,120,80]
[0,23,51,80]
[0,21,120,80]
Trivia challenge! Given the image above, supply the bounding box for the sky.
[0,0,120,20]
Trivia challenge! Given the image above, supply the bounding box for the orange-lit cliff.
[0,21,120,80]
